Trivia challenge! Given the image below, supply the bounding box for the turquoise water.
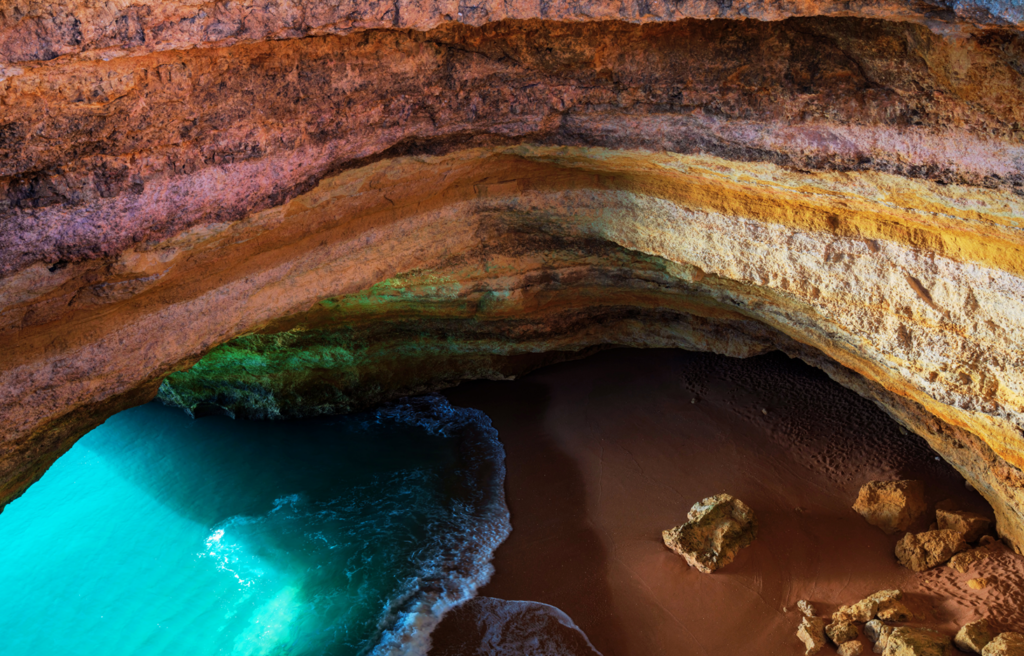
[0,396,510,656]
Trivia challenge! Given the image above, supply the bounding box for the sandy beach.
[429,349,1024,655]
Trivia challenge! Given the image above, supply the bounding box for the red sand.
[429,349,1024,655]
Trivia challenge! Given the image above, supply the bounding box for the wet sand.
[428,349,1024,655]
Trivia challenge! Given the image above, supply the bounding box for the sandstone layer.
[1,4,1024,549]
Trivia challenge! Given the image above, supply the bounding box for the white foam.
[367,395,513,656]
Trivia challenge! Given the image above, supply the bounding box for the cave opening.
[0,347,1014,655]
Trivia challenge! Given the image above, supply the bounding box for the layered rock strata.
[1,5,1024,550]
[4,0,1023,66]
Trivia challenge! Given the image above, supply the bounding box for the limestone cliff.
[1,3,1024,549]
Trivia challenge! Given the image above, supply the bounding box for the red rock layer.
[3,18,1024,274]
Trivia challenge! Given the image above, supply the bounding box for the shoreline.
[429,348,1021,654]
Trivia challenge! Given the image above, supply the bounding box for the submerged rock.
[662,494,757,573]
[883,627,953,656]
[955,620,996,654]
[853,481,927,535]
[895,530,969,572]
[983,634,1024,656]
[798,616,828,655]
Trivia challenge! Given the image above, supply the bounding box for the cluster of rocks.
[791,480,1021,655]
[796,590,917,656]
[661,493,757,573]
[852,480,994,573]
[795,593,1024,656]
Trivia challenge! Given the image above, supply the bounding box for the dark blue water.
[0,396,510,656]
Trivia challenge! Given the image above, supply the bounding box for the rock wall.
[3,0,1022,65]
[1,5,1023,548]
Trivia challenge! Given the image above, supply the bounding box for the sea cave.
[2,1,1024,654]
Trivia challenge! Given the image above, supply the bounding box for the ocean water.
[0,396,510,656]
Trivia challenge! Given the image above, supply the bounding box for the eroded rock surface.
[854,480,928,535]
[838,598,881,624]
[841,641,866,656]
[983,633,1024,656]
[662,493,758,573]
[5,0,1023,66]
[799,616,829,656]
[868,590,914,623]
[956,620,996,654]
[896,530,970,572]
[867,620,895,654]
[938,507,994,544]
[1,0,1024,555]
[883,627,953,656]
[829,621,862,646]
[799,600,818,618]
[949,548,991,574]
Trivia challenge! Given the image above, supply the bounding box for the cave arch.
[1,14,1023,552]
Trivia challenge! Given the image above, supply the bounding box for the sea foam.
[368,396,512,656]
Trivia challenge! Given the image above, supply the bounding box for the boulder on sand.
[936,507,992,544]
[662,494,757,573]
[867,590,914,623]
[866,620,894,654]
[949,548,990,574]
[836,598,879,623]
[877,601,914,623]
[798,616,828,656]
[853,480,927,534]
[828,620,861,645]
[982,633,1024,656]
[882,627,953,656]
[955,620,996,654]
[833,590,912,625]
[895,529,968,572]
[840,641,865,656]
